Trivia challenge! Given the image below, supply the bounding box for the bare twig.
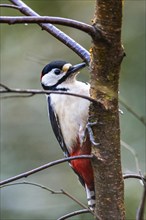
[1,84,144,126]
[139,171,146,187]
[124,173,146,220]
[8,0,90,63]
[60,189,90,211]
[123,173,146,182]
[0,16,97,36]
[0,155,93,186]
[121,140,140,173]
[57,209,91,220]
[0,83,11,91]
[0,3,20,10]
[1,94,35,99]
[0,84,97,104]
[119,98,146,126]
[0,181,61,192]
[0,181,89,211]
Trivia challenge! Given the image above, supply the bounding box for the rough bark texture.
[89,1,125,219]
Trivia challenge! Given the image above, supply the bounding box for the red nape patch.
[40,73,43,80]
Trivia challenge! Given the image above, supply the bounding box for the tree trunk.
[89,1,125,219]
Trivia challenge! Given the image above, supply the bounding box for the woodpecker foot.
[86,122,100,146]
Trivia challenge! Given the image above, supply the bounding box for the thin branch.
[0,181,61,193]
[121,140,140,173]
[1,94,35,99]
[0,84,97,104]
[0,16,97,37]
[119,98,146,126]
[0,181,90,211]
[139,172,146,187]
[57,209,91,220]
[123,173,146,220]
[0,3,20,10]
[123,173,146,182]
[0,83,11,91]
[9,0,90,63]
[60,189,90,212]
[0,85,143,121]
[0,155,93,186]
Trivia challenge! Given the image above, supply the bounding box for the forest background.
[0,1,145,219]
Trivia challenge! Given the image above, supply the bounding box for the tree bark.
[89,1,125,219]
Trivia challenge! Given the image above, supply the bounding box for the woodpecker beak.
[67,62,86,75]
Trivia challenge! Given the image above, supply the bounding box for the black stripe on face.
[41,83,68,91]
[48,62,86,89]
[41,61,86,90]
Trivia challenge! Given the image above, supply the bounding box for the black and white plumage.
[41,60,95,210]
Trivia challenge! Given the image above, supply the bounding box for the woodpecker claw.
[86,122,100,146]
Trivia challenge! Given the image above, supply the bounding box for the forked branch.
[0,181,90,211]
[1,0,91,63]
[0,3,20,10]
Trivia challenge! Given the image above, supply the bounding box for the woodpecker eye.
[54,69,61,75]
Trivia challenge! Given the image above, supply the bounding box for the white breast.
[49,81,90,152]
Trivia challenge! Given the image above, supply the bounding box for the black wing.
[47,96,69,157]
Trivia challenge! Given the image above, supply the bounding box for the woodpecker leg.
[86,122,100,146]
[85,185,95,211]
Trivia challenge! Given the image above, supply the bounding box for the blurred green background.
[0,0,145,219]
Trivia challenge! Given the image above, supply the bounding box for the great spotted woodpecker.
[41,60,95,210]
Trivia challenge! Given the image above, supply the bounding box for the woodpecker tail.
[85,185,95,210]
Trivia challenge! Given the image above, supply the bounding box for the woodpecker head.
[41,60,86,90]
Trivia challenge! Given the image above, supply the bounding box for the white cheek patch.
[41,74,51,86]
[42,69,65,87]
